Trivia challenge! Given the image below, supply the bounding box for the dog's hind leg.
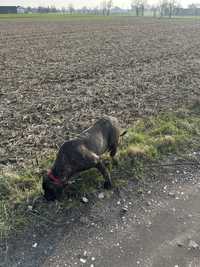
[96,161,112,189]
[81,149,112,189]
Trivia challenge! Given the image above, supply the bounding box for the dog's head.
[42,173,64,201]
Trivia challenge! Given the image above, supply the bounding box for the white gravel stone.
[80,258,87,263]
[83,250,87,256]
[188,240,199,249]
[82,197,89,203]
[98,192,104,199]
[32,243,38,248]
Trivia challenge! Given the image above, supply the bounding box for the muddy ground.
[1,17,200,165]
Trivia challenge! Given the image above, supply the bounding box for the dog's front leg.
[96,161,112,189]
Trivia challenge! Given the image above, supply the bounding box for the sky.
[0,0,197,8]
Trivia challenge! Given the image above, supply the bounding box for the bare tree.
[131,0,147,16]
[131,0,140,16]
[68,3,75,14]
[81,6,88,14]
[101,1,107,15]
[168,0,176,18]
[93,6,100,15]
[188,3,199,16]
[101,0,113,15]
[106,0,113,15]
[151,4,158,17]
[61,7,66,14]
[158,0,168,16]
[158,0,178,17]
[141,2,144,15]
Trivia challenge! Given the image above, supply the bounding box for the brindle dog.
[42,116,125,201]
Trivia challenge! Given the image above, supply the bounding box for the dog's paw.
[103,181,112,190]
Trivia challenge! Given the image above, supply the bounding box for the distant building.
[111,6,128,14]
[17,6,25,14]
[0,6,17,14]
[175,7,200,16]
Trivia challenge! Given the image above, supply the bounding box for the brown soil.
[1,17,200,165]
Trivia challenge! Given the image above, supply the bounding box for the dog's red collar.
[47,170,63,186]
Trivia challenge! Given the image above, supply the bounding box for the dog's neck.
[50,166,71,185]
[48,169,64,185]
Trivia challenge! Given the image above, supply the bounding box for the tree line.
[131,0,200,18]
[24,1,200,18]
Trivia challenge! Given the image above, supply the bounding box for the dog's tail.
[120,130,127,137]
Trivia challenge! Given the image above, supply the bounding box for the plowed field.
[1,17,200,165]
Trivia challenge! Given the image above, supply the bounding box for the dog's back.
[80,116,120,155]
[53,116,120,175]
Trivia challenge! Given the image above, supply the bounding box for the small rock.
[91,257,95,261]
[188,240,199,249]
[168,192,175,197]
[90,264,94,267]
[28,205,33,211]
[83,250,87,256]
[80,258,87,263]
[146,220,152,226]
[147,201,151,206]
[117,201,121,205]
[32,243,38,248]
[98,193,104,199]
[80,216,89,224]
[121,206,128,213]
[177,241,184,247]
[81,197,89,203]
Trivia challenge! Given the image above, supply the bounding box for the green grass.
[1,12,200,21]
[120,110,200,161]
[0,13,121,21]
[1,106,200,238]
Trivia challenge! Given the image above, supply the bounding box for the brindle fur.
[42,116,122,201]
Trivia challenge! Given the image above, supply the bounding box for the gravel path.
[3,156,200,267]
